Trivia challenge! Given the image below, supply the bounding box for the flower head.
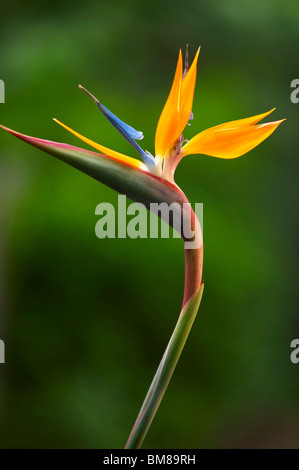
[0,47,284,194]
[32,47,283,186]
[155,48,285,182]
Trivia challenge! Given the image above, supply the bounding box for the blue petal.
[79,85,156,167]
[98,103,143,141]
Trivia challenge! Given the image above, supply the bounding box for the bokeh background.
[0,0,298,449]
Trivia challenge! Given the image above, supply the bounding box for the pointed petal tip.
[193,48,200,65]
[78,84,99,104]
[261,107,276,118]
[258,118,286,128]
[190,47,200,64]
[53,117,67,127]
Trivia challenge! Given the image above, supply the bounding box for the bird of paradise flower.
[0,47,284,449]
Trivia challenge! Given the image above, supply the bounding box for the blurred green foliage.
[0,0,298,449]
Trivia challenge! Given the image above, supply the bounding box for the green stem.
[125,242,204,449]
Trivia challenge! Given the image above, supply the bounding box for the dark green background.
[0,0,298,448]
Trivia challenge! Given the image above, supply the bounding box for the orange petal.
[155,51,183,158]
[177,47,200,137]
[53,118,144,169]
[182,119,285,159]
[205,108,276,132]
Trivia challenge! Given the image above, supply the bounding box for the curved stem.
[183,244,203,307]
[125,213,203,449]
[182,210,203,307]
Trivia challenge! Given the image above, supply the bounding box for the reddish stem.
[181,205,203,307]
[183,242,203,307]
